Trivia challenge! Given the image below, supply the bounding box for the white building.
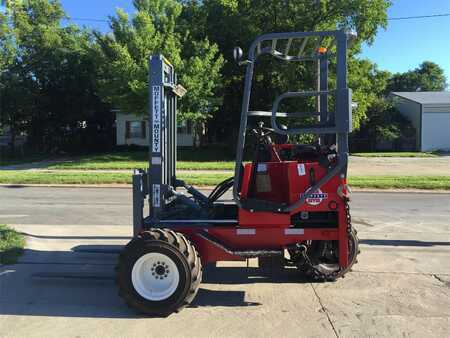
[115,113,195,147]
[390,92,450,151]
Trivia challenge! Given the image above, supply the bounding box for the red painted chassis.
[149,144,350,270]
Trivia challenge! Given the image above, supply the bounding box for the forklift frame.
[132,30,356,268]
[121,30,359,316]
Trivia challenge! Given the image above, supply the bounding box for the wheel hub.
[155,265,166,276]
[132,252,179,301]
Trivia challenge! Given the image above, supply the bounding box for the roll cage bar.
[232,30,356,213]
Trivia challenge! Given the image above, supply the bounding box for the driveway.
[0,187,449,337]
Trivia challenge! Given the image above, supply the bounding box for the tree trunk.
[9,124,16,155]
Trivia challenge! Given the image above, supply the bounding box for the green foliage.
[8,0,448,155]
[0,224,25,264]
[178,39,224,123]
[358,97,415,143]
[387,61,447,92]
[349,176,450,190]
[1,0,113,153]
[95,0,224,130]
[0,170,449,190]
[348,58,390,129]
[179,0,391,139]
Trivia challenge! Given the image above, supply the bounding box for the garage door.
[422,112,450,151]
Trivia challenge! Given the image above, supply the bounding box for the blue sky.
[60,0,450,80]
[362,0,450,80]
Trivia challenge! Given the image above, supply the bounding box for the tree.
[386,61,447,92]
[0,4,34,152]
[348,58,390,128]
[180,0,392,143]
[355,97,415,150]
[94,0,224,146]
[1,0,113,153]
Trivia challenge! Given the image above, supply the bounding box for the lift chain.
[300,199,352,281]
[345,198,353,234]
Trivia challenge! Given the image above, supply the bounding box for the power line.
[63,17,109,23]
[388,13,450,20]
[62,12,450,24]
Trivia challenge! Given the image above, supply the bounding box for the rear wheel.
[116,229,202,316]
[291,228,359,281]
[307,228,359,280]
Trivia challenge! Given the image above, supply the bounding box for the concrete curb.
[1,183,450,194]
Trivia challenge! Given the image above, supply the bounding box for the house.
[116,113,195,147]
[390,92,450,151]
[0,125,27,151]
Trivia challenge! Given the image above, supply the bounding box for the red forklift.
[117,30,359,316]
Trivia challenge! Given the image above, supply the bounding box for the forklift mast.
[132,55,181,236]
[148,55,177,218]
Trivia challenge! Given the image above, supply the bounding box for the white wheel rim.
[131,252,180,301]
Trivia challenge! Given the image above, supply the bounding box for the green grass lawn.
[2,149,443,171]
[352,152,438,158]
[349,176,450,190]
[0,224,25,264]
[50,159,235,170]
[45,151,236,170]
[0,170,232,186]
[0,171,449,189]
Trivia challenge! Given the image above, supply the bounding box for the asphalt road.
[1,186,450,228]
[1,187,449,338]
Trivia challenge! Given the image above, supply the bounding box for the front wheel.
[116,229,202,316]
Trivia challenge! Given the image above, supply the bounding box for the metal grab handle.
[271,90,335,135]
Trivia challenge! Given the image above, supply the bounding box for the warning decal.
[297,163,306,176]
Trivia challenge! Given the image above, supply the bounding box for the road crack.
[433,274,450,287]
[310,283,339,338]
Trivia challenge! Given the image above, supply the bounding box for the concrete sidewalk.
[1,222,449,338]
[2,155,450,176]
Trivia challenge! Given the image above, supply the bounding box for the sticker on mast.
[152,86,161,153]
[152,184,161,208]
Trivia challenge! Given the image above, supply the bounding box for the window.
[126,121,146,139]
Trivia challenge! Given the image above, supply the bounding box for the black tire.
[307,227,359,281]
[116,229,202,316]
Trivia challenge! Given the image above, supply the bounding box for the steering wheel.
[250,122,288,145]
[250,122,275,144]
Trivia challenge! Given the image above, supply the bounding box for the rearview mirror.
[233,47,243,63]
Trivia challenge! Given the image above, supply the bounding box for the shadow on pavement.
[21,232,130,241]
[191,289,261,308]
[5,234,444,319]
[0,246,293,319]
[360,239,450,247]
